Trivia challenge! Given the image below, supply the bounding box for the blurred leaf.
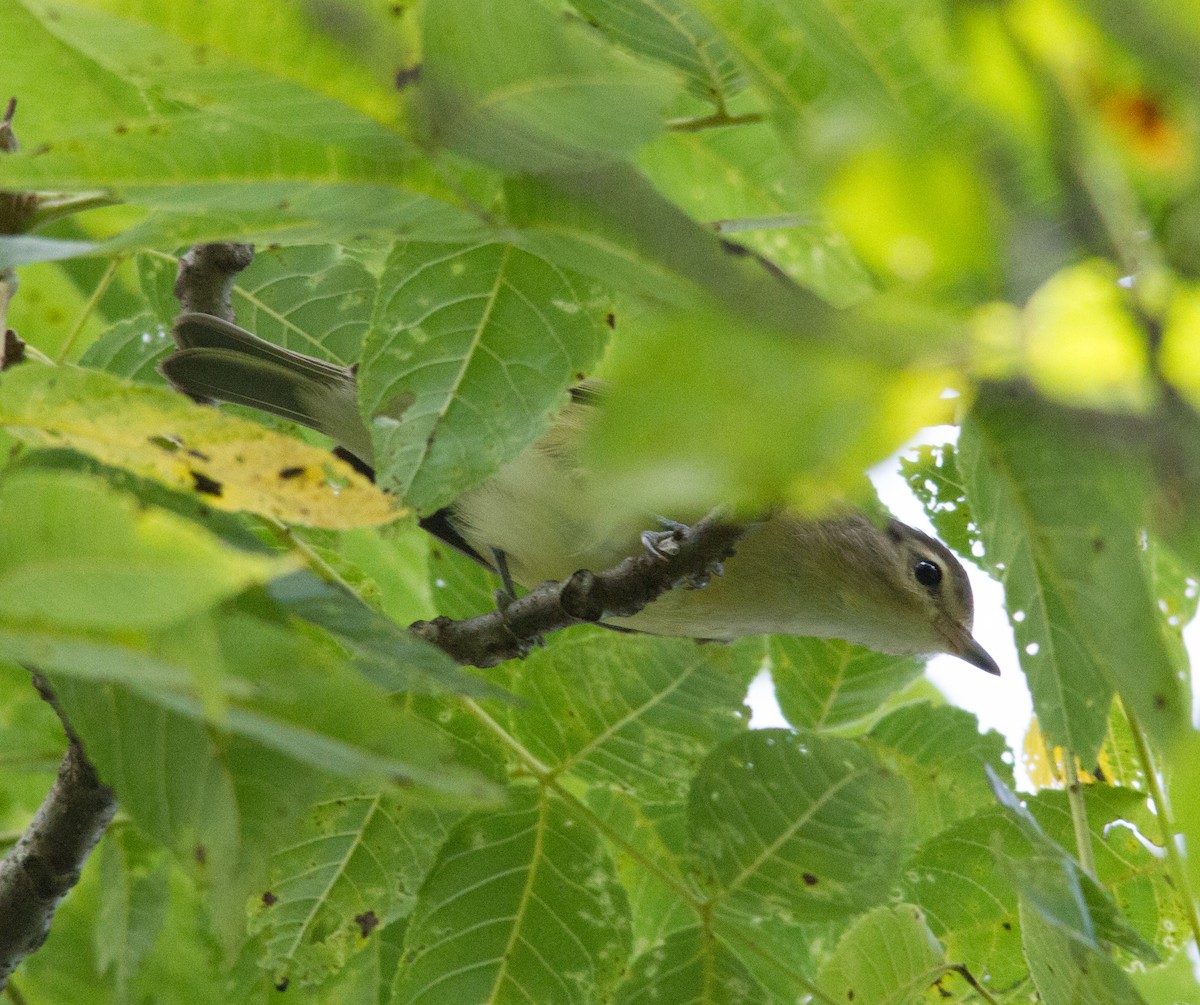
[960,385,1183,762]
[0,470,287,631]
[815,905,945,1005]
[825,146,997,291]
[415,0,678,173]
[361,240,608,512]
[0,365,400,528]
[590,309,956,515]
[0,235,98,267]
[266,570,507,699]
[96,828,170,1001]
[688,729,914,921]
[762,635,925,731]
[393,788,632,1005]
[637,124,874,307]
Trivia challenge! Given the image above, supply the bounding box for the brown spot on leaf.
[605,312,616,329]
[380,390,415,422]
[190,470,223,496]
[1155,693,1167,710]
[186,448,211,462]
[278,466,305,480]
[802,872,818,886]
[1092,537,1105,552]
[262,891,278,906]
[275,978,289,992]
[395,64,422,89]
[194,844,207,865]
[355,910,379,937]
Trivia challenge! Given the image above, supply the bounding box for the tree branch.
[410,514,747,667]
[0,675,116,990]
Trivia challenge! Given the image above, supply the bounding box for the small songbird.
[162,312,1000,675]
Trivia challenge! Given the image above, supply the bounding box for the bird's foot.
[640,517,726,589]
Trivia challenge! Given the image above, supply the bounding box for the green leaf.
[637,125,874,307]
[899,441,980,564]
[1021,898,1149,1005]
[251,792,461,988]
[815,904,945,1005]
[688,729,914,921]
[416,0,678,173]
[584,790,695,948]
[393,788,632,1005]
[4,1,476,246]
[614,924,764,1004]
[904,783,1175,987]
[986,768,1157,962]
[96,828,171,1000]
[960,386,1184,762]
[763,636,925,731]
[570,0,745,105]
[79,311,176,383]
[868,702,1013,842]
[361,240,609,512]
[502,630,752,802]
[0,470,287,631]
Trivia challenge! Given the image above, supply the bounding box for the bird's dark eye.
[914,559,943,589]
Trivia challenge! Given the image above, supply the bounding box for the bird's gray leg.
[491,547,545,649]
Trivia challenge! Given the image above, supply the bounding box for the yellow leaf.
[0,365,402,529]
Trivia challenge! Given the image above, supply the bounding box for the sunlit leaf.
[961,385,1183,762]
[0,365,400,528]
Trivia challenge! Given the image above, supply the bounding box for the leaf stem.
[262,518,360,597]
[1061,748,1097,878]
[666,110,764,132]
[54,254,121,363]
[1124,698,1200,952]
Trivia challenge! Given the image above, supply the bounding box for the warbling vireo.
[162,312,1000,675]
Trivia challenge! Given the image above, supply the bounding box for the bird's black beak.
[953,634,1001,676]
